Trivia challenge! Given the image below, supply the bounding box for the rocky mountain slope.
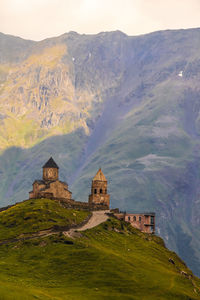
[0,199,199,300]
[1,29,200,276]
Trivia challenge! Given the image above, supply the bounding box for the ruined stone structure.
[114,212,155,234]
[29,157,72,201]
[88,168,110,209]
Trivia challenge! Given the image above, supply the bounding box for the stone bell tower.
[42,157,59,181]
[89,168,110,208]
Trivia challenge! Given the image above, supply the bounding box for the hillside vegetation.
[0,201,199,299]
[1,29,200,276]
[0,198,90,240]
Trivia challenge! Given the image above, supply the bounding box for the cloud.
[0,0,200,41]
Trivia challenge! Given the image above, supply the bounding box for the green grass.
[0,198,90,240]
[0,208,199,299]
[2,28,200,284]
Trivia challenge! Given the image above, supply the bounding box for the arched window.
[94,189,97,194]
[134,216,136,221]
[100,188,103,194]
[139,216,141,222]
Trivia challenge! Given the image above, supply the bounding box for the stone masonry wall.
[114,213,155,234]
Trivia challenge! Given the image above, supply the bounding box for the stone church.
[29,157,110,209]
[29,157,155,233]
[29,157,72,201]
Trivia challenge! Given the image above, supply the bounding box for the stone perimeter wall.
[0,198,109,213]
[56,198,109,211]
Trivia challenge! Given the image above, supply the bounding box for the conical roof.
[93,168,107,181]
[42,157,59,169]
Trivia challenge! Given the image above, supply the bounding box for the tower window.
[139,217,141,222]
[105,189,107,193]
[100,188,103,194]
[94,189,97,194]
[134,216,136,221]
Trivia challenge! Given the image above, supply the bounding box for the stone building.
[29,159,155,232]
[29,157,72,201]
[88,168,110,209]
[29,159,109,210]
[114,212,155,234]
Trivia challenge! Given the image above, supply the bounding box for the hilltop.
[1,28,200,276]
[0,198,199,299]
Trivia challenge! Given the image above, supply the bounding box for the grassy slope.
[0,215,199,300]
[0,198,90,240]
[1,28,200,279]
[72,79,200,275]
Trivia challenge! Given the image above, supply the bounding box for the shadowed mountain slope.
[1,29,200,276]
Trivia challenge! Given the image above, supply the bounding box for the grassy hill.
[0,198,90,240]
[0,199,199,299]
[2,28,200,278]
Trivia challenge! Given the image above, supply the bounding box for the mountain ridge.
[1,28,200,277]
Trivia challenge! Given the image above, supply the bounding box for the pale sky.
[1,0,200,41]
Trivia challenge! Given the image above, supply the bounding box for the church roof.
[34,180,45,185]
[93,168,107,182]
[42,157,59,169]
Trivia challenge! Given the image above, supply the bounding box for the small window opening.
[134,216,136,221]
[139,216,141,222]
[100,188,103,194]
[128,216,130,221]
[94,189,97,194]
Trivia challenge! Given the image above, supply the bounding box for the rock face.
[2,29,200,275]
[0,42,93,148]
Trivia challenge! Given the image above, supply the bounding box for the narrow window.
[151,216,154,224]
[128,216,130,221]
[134,216,136,221]
[139,216,141,222]
[105,189,107,194]
[94,189,97,194]
[100,188,102,194]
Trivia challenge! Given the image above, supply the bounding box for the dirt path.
[0,210,110,244]
[0,228,57,245]
[64,210,109,238]
[79,210,109,231]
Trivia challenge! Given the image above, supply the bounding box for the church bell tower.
[88,168,110,208]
